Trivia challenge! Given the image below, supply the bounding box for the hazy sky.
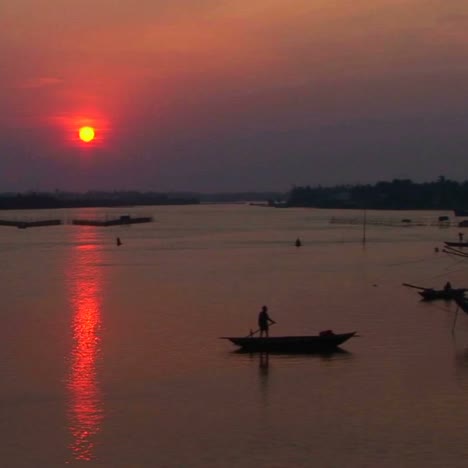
[2,0,468,192]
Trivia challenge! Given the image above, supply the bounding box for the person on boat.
[116,237,122,246]
[258,305,275,337]
[295,238,302,247]
[444,281,452,291]
[459,232,464,242]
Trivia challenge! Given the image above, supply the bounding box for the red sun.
[78,126,95,143]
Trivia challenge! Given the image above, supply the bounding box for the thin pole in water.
[362,208,367,245]
[452,305,459,335]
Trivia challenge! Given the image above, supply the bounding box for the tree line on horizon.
[284,177,468,210]
[3,178,468,210]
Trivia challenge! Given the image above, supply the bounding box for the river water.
[1,204,468,467]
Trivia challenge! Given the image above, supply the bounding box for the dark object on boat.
[220,331,356,353]
[295,238,302,247]
[445,241,468,248]
[458,220,468,227]
[418,288,467,301]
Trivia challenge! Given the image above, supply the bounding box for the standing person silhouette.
[258,305,275,337]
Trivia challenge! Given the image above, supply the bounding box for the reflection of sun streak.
[67,244,103,462]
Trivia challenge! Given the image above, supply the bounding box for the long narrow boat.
[418,288,467,301]
[444,241,468,248]
[403,282,467,301]
[220,331,356,353]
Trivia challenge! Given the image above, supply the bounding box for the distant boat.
[220,331,356,353]
[454,209,468,217]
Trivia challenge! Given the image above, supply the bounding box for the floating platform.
[0,219,62,229]
[71,215,153,227]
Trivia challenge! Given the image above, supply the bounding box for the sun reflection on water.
[67,242,103,462]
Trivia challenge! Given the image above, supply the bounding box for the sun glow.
[78,126,95,143]
[52,111,109,148]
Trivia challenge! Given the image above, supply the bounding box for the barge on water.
[0,219,62,229]
[71,215,153,227]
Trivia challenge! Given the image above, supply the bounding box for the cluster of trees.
[285,177,468,210]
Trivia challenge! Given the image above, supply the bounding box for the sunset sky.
[2,0,468,192]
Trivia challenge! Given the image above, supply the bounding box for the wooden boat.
[418,288,467,301]
[220,331,356,353]
[444,241,468,248]
[403,282,467,301]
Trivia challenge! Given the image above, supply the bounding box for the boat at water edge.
[220,331,356,353]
